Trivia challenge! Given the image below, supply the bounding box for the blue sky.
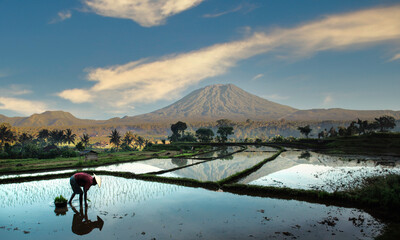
[1,0,400,119]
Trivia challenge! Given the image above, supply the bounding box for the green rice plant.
[54,195,67,203]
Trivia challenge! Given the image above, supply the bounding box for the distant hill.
[282,108,400,121]
[123,84,298,122]
[1,84,400,127]
[0,111,101,127]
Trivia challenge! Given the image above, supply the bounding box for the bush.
[38,148,60,159]
[0,151,9,159]
[61,147,79,158]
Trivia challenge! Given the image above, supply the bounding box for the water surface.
[0,176,384,239]
[240,151,400,192]
[160,151,279,181]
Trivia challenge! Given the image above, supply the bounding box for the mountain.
[282,108,400,121]
[123,84,298,122]
[1,84,400,127]
[1,111,100,127]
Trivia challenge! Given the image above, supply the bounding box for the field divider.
[217,147,284,185]
[144,146,247,175]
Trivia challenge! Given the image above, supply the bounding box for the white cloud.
[58,88,93,103]
[0,85,32,96]
[59,5,400,111]
[203,5,243,18]
[0,97,47,116]
[252,74,264,81]
[323,94,334,106]
[83,0,204,27]
[203,3,257,18]
[389,53,400,61]
[50,10,72,24]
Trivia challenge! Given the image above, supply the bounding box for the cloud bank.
[59,5,400,112]
[0,97,47,115]
[83,0,204,27]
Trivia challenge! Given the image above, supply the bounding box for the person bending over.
[69,172,101,205]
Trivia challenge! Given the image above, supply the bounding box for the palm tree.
[123,131,134,147]
[136,136,145,150]
[50,129,65,146]
[38,129,50,142]
[80,133,90,147]
[0,124,15,149]
[64,129,76,145]
[109,129,121,150]
[18,133,34,145]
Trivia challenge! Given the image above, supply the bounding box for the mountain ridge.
[1,84,400,127]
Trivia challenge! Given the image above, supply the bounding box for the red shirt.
[74,172,94,192]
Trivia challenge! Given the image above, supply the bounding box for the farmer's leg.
[79,193,83,206]
[70,175,83,204]
[69,193,76,204]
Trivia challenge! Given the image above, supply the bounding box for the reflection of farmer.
[69,172,101,205]
[71,204,104,235]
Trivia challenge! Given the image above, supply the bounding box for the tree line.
[0,123,152,159]
[297,115,397,138]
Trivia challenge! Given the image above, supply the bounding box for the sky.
[1,0,400,119]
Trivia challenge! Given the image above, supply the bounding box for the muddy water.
[160,151,275,181]
[239,151,400,192]
[0,176,384,239]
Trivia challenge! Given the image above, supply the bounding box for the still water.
[160,151,275,181]
[84,158,204,174]
[240,151,400,192]
[0,175,383,239]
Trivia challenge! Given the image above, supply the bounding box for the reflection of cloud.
[389,53,400,61]
[252,74,264,81]
[263,94,289,101]
[0,97,47,115]
[59,5,400,111]
[83,0,204,27]
[49,10,72,24]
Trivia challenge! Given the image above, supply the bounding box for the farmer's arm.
[84,189,88,204]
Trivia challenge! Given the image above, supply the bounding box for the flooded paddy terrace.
[1,145,399,239]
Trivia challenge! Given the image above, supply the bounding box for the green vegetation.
[54,195,68,203]
[347,174,400,211]
[195,128,214,142]
[297,125,312,138]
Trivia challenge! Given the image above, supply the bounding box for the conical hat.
[93,174,101,188]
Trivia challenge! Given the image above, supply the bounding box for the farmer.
[69,172,101,205]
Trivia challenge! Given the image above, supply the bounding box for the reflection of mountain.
[162,152,273,181]
[239,151,381,184]
[86,159,202,174]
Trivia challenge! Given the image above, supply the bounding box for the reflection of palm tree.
[70,205,104,236]
[171,158,188,167]
[299,151,311,160]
